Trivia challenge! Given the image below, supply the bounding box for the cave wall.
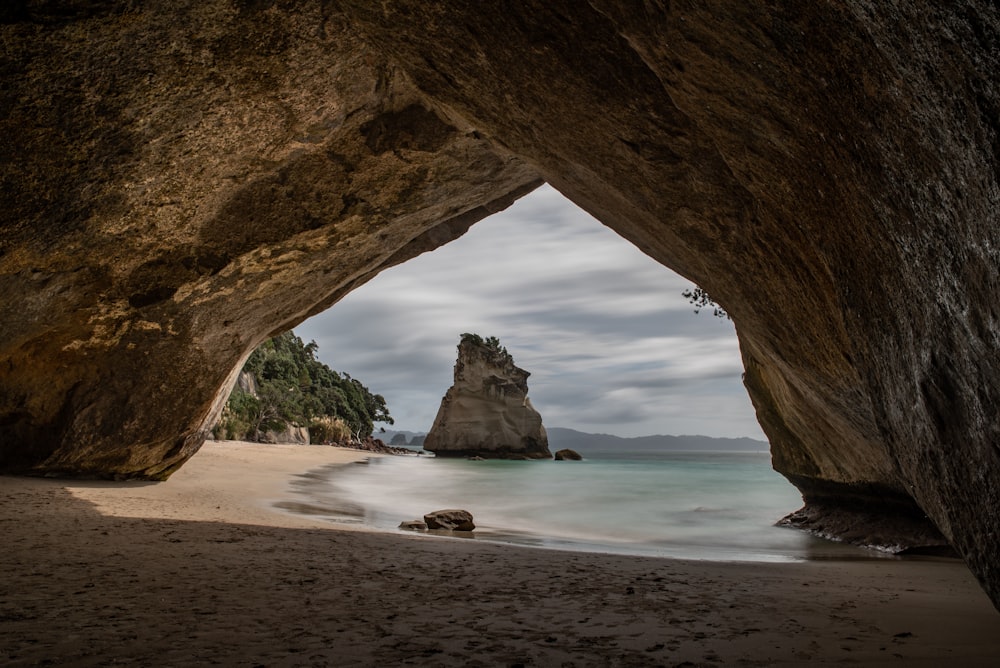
[337,0,1000,601]
[2,0,1000,606]
[0,0,540,477]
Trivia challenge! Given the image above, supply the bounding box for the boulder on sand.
[423,509,476,531]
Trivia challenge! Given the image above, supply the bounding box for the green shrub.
[214,331,393,442]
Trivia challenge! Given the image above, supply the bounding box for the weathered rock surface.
[235,372,259,397]
[423,509,475,532]
[778,499,956,558]
[257,425,310,446]
[554,449,583,462]
[423,337,550,459]
[336,1,1000,605]
[0,1,539,478]
[338,437,413,457]
[2,2,1000,607]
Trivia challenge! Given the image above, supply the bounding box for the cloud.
[295,185,765,439]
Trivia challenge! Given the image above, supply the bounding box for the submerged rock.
[338,437,414,456]
[423,335,550,460]
[398,520,428,531]
[423,509,475,531]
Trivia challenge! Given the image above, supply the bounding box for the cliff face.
[0,1,540,478]
[423,338,549,460]
[336,1,1000,604]
[3,2,1000,606]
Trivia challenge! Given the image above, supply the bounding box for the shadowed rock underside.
[2,2,1000,607]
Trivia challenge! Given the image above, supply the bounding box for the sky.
[295,185,766,440]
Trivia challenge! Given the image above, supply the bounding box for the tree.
[249,382,297,437]
[682,286,730,319]
[214,331,393,442]
[461,332,510,360]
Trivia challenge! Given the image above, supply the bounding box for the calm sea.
[284,449,875,562]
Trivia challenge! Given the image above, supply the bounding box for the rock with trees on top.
[423,334,550,460]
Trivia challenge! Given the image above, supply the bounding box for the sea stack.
[424,334,550,459]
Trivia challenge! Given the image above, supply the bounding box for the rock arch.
[2,2,999,606]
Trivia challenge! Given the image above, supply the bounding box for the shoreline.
[288,448,888,565]
[3,441,999,665]
[62,440,385,531]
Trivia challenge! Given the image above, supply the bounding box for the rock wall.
[256,425,310,446]
[424,337,550,459]
[0,1,540,478]
[2,1,1000,606]
[338,1,1000,604]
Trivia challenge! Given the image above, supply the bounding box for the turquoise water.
[287,450,872,562]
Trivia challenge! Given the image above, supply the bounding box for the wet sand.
[2,441,998,666]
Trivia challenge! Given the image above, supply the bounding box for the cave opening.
[296,184,762,442]
[275,184,850,562]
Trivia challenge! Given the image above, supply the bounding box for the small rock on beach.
[424,509,476,531]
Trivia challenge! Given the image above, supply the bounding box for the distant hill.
[547,427,769,453]
[378,427,769,453]
[377,429,426,448]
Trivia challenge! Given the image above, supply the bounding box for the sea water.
[286,450,873,562]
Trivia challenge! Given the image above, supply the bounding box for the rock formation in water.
[423,509,476,532]
[554,449,583,462]
[2,2,1000,607]
[423,335,550,460]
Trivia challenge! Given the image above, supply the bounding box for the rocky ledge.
[337,437,415,457]
[777,476,957,557]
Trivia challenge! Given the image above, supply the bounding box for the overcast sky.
[295,185,765,440]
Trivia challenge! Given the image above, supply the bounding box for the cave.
[2,2,998,607]
[296,184,763,441]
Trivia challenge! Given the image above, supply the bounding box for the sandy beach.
[2,441,998,666]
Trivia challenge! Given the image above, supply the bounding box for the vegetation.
[213,331,393,443]
[682,286,730,319]
[460,332,511,361]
